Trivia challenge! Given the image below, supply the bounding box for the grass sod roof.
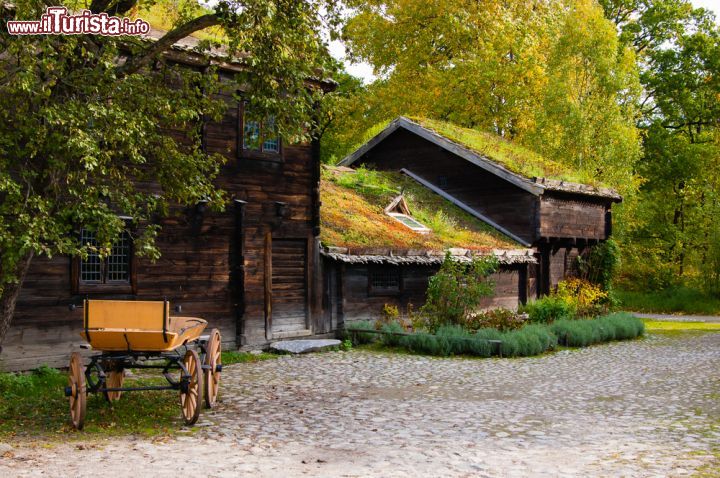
[408,117,589,184]
[340,117,621,200]
[320,166,522,254]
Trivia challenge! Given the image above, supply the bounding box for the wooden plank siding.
[333,263,529,326]
[346,127,617,300]
[539,194,608,240]
[1,91,321,370]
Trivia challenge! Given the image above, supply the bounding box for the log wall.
[329,262,529,326]
[1,93,321,371]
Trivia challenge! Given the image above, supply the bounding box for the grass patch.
[0,366,181,440]
[408,117,598,185]
[0,352,276,440]
[221,350,278,365]
[617,287,720,315]
[643,320,720,332]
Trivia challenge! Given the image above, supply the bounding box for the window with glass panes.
[240,104,280,156]
[79,229,131,283]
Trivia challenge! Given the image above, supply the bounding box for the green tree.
[0,0,339,345]
[600,0,720,291]
[327,0,640,193]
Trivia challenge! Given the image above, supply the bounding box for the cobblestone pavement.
[3,331,720,477]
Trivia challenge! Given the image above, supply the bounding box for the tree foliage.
[323,0,641,193]
[0,0,338,343]
[599,0,720,293]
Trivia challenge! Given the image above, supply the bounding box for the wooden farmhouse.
[319,166,536,328]
[0,30,335,371]
[338,116,622,301]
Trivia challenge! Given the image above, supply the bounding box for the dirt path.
[2,331,719,477]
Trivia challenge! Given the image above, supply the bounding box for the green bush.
[400,333,452,356]
[521,296,576,323]
[464,308,527,331]
[421,252,498,332]
[551,312,643,346]
[434,325,496,356]
[380,321,405,346]
[497,324,558,357]
[367,313,642,358]
[348,320,378,345]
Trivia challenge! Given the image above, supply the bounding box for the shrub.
[435,325,491,356]
[521,296,576,323]
[551,312,643,346]
[498,324,557,357]
[555,278,609,317]
[421,252,498,332]
[464,308,527,332]
[348,320,377,345]
[376,303,400,330]
[380,321,405,346]
[400,333,452,356]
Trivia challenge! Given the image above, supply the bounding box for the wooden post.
[518,263,528,306]
[264,231,272,341]
[232,199,246,347]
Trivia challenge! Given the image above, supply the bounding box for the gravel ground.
[2,331,720,477]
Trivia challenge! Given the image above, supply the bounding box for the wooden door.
[271,239,308,335]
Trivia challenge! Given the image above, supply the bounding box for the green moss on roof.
[406,117,597,185]
[320,167,519,251]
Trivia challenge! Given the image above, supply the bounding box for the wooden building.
[0,31,334,371]
[319,166,537,328]
[338,117,622,298]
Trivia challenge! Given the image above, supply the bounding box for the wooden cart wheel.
[180,350,203,425]
[204,329,222,409]
[104,369,124,402]
[68,352,86,430]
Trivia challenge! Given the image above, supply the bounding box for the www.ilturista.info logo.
[7,7,150,36]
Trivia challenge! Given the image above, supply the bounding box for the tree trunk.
[0,251,34,350]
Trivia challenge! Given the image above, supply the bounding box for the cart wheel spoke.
[179,349,202,425]
[203,329,222,409]
[68,352,86,430]
[104,368,124,403]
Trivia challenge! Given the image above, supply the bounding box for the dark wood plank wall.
[356,129,538,244]
[539,194,608,240]
[549,247,567,291]
[1,85,319,371]
[335,263,526,325]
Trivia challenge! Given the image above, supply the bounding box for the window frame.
[387,212,430,234]
[71,227,136,295]
[237,102,283,162]
[368,266,403,296]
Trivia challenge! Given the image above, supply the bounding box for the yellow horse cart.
[65,299,222,430]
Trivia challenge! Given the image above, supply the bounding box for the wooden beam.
[264,231,272,341]
[400,168,533,247]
